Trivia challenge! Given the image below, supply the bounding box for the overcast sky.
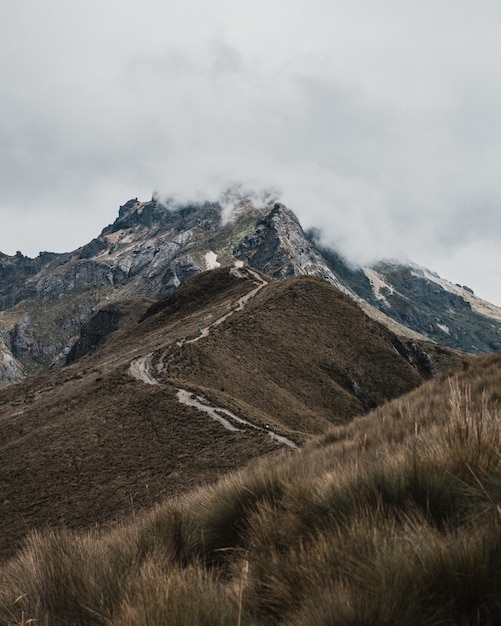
[1,1,501,305]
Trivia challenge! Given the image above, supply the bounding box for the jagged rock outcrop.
[233,203,349,292]
[307,231,501,354]
[9,313,74,370]
[0,198,230,382]
[0,251,58,310]
[359,263,501,353]
[33,261,127,302]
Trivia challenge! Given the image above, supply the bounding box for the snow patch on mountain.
[205,251,220,270]
[436,323,450,334]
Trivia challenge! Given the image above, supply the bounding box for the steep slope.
[1,193,499,387]
[149,273,444,434]
[309,230,501,354]
[65,297,153,364]
[0,326,499,624]
[233,204,346,290]
[364,261,501,353]
[0,266,463,561]
[0,251,59,309]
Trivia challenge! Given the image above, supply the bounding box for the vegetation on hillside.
[154,274,435,434]
[1,351,500,625]
[0,269,467,563]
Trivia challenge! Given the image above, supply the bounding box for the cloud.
[1,1,501,305]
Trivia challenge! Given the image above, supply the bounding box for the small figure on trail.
[198,327,204,334]
[273,426,277,434]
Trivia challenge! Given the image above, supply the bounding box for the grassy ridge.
[1,352,501,625]
[157,275,429,434]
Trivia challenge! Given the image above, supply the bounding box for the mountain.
[1,192,500,386]
[2,191,501,622]
[0,264,466,561]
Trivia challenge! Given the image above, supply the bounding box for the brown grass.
[0,269,460,561]
[1,349,500,625]
[157,275,434,434]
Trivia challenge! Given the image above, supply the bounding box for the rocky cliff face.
[0,334,23,385]
[307,229,501,353]
[0,251,59,310]
[233,204,349,293]
[1,192,500,386]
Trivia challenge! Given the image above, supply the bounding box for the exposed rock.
[10,316,37,360]
[158,256,201,295]
[362,262,501,353]
[233,203,349,292]
[0,251,58,310]
[78,238,108,259]
[32,261,127,302]
[103,198,223,237]
[0,337,23,386]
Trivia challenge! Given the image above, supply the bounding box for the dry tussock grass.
[1,352,501,625]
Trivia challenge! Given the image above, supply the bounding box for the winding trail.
[128,264,297,449]
[176,390,245,433]
[127,353,159,385]
[177,389,298,449]
[185,267,268,344]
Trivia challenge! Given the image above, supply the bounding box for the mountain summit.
[0,192,500,385]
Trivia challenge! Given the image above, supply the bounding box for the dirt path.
[129,265,267,380]
[128,265,297,449]
[186,266,268,344]
[176,390,244,432]
[176,389,298,448]
[128,353,159,385]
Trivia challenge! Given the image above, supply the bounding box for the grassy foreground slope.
[1,350,500,625]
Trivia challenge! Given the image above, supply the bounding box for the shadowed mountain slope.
[0,266,464,561]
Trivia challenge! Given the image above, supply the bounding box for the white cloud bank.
[1,0,501,304]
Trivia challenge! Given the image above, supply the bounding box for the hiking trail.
[128,265,298,449]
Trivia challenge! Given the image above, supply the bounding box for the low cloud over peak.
[1,1,501,305]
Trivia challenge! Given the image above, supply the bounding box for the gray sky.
[2,1,501,305]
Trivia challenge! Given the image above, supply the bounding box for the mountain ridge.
[0,193,499,623]
[0,193,499,385]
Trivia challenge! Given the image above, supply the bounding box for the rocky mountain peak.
[234,202,348,292]
[103,197,222,236]
[1,191,501,387]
